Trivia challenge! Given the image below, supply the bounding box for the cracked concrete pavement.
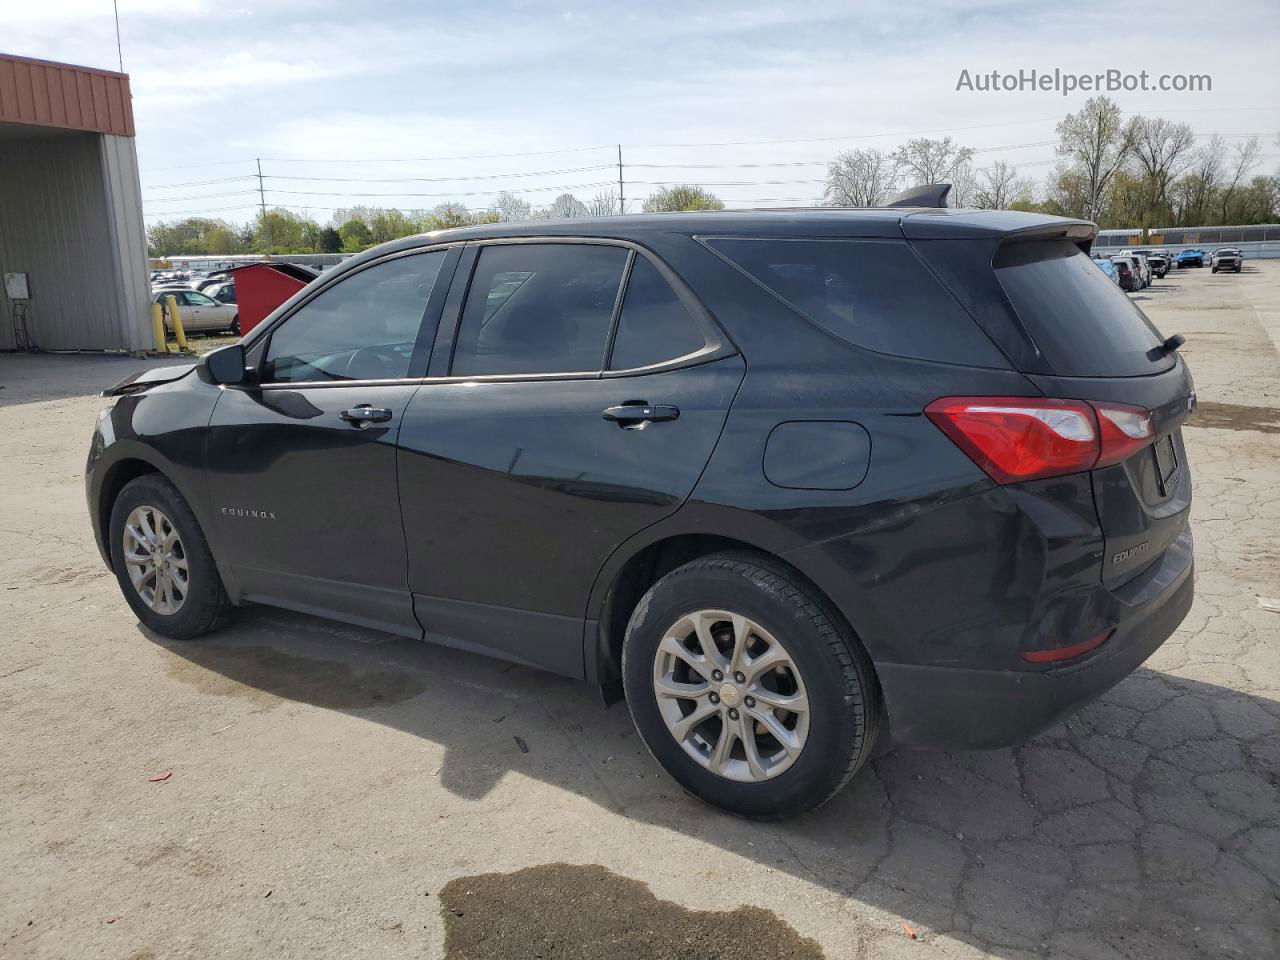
[1,262,1277,959]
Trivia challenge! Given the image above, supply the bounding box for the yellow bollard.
[150,302,168,352]
[164,295,189,352]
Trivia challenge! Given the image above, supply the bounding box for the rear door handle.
[602,403,679,423]
[340,405,393,426]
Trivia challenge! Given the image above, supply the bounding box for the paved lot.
[2,263,1278,960]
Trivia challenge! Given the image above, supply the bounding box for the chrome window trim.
[241,235,736,389]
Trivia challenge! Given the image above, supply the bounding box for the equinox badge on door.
[221,506,277,520]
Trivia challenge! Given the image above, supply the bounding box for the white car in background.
[152,289,239,335]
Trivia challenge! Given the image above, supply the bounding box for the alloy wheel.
[122,505,189,615]
[652,609,810,782]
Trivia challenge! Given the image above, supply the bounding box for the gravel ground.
[1,262,1277,959]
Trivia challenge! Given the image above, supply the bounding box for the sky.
[4,0,1279,226]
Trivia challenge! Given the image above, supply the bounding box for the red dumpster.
[229,262,318,336]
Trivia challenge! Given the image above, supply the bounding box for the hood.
[102,362,197,397]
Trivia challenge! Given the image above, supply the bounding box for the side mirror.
[201,342,250,385]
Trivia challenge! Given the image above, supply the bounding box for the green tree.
[641,185,724,213]
[318,227,342,253]
[338,218,373,252]
[146,217,244,257]
[252,209,322,253]
[431,202,471,228]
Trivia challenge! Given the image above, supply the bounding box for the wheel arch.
[93,456,166,571]
[585,523,873,694]
[91,448,211,576]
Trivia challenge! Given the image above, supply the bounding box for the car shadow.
[142,607,1280,958]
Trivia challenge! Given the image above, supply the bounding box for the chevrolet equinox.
[87,195,1194,818]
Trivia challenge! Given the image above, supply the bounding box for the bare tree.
[546,193,590,219]
[948,162,979,208]
[493,190,532,222]
[823,148,897,206]
[1172,134,1225,225]
[1219,136,1261,224]
[892,137,975,186]
[972,160,1033,209]
[588,191,619,217]
[1132,117,1196,218]
[1054,96,1139,221]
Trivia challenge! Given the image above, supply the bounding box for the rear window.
[994,241,1170,377]
[706,238,1008,367]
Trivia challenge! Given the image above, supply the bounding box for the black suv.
[87,203,1194,818]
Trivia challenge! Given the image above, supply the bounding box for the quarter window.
[451,243,627,376]
[263,251,446,383]
[609,257,706,370]
[707,237,1006,367]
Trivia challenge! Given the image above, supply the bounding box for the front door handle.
[602,402,680,424]
[340,405,393,426]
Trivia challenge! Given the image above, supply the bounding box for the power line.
[256,144,616,164]
[260,164,616,184]
[145,175,257,190]
[264,181,618,199]
[147,190,261,202]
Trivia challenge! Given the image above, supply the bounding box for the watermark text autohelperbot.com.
[956,68,1211,96]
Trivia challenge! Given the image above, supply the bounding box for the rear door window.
[705,237,1008,367]
[994,240,1170,377]
[451,243,627,376]
[609,257,706,370]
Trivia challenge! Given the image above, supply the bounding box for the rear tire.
[622,553,880,819]
[229,315,240,336]
[108,474,232,640]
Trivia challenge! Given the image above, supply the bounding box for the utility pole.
[617,144,625,215]
[256,158,271,256]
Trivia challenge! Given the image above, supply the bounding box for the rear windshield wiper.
[1148,334,1185,360]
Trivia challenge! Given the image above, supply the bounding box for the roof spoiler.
[884,183,951,208]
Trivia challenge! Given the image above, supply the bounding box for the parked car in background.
[1211,248,1243,273]
[194,273,234,293]
[151,289,239,334]
[204,281,237,305]
[1117,251,1154,287]
[1144,253,1169,278]
[1114,254,1147,289]
[1177,248,1206,268]
[1094,258,1121,285]
[90,206,1195,818]
[1111,257,1140,292]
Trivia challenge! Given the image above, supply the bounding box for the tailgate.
[987,237,1195,589]
[1028,363,1194,588]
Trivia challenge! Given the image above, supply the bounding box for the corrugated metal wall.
[99,134,152,348]
[0,132,151,351]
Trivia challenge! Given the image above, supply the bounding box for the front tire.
[108,474,232,639]
[622,553,880,819]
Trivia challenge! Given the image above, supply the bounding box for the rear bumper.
[877,537,1194,750]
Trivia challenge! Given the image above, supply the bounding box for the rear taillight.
[926,396,1155,484]
[1094,402,1155,467]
